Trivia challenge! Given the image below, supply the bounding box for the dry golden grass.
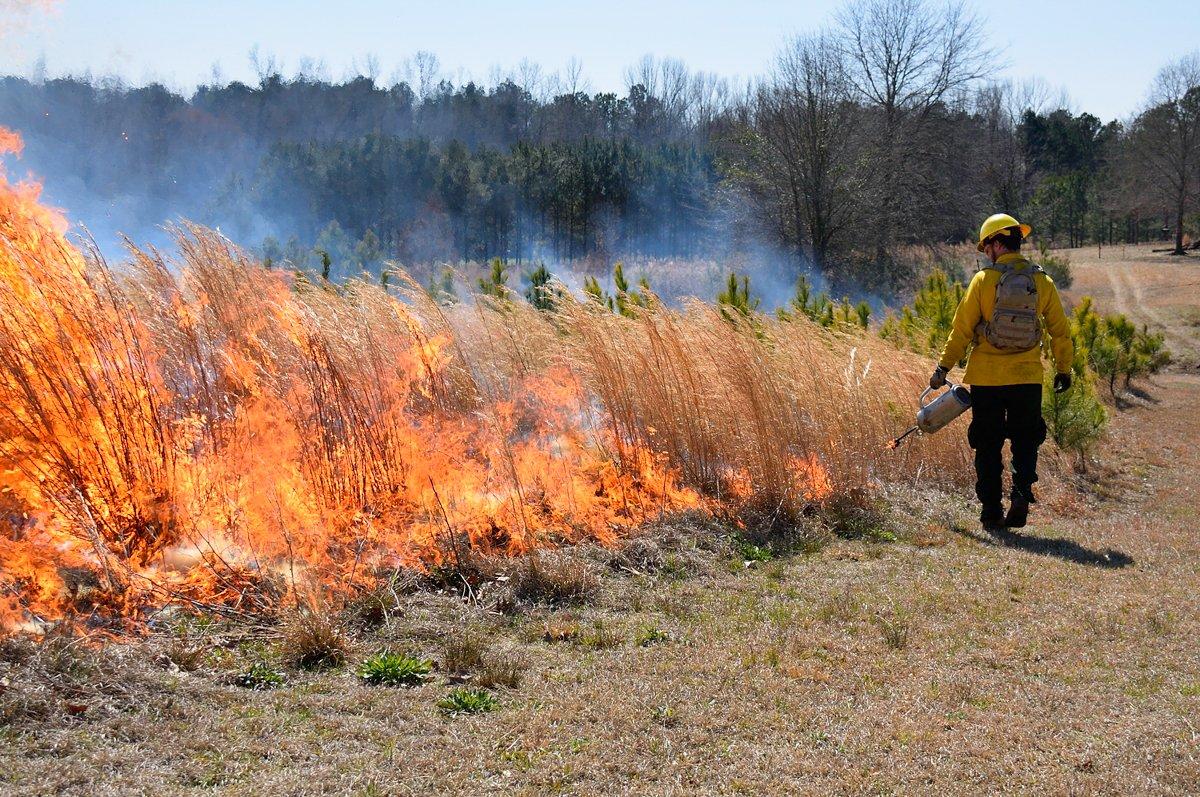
[279,605,351,671]
[1,370,1197,794]
[3,232,1196,793]
[2,224,967,629]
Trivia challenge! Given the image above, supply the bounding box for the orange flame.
[0,133,707,630]
[0,123,866,634]
[789,454,834,502]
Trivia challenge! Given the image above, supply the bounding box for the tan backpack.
[975,258,1043,352]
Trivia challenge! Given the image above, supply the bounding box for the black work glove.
[1054,372,1072,393]
[929,366,949,390]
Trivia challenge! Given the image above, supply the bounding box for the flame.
[0,124,866,634]
[716,455,832,508]
[0,130,708,630]
[0,129,22,154]
[789,454,834,502]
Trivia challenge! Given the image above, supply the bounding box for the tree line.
[1,0,1196,295]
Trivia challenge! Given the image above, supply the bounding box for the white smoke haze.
[0,0,58,25]
[0,44,944,314]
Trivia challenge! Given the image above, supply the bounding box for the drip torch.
[888,381,972,449]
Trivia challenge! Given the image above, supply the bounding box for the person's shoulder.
[1032,267,1058,289]
[968,268,997,290]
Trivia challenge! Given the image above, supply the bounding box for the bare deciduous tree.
[974,78,1058,213]
[412,51,441,101]
[835,0,993,129]
[834,0,995,254]
[625,55,696,136]
[749,33,861,272]
[687,70,734,130]
[1128,52,1200,255]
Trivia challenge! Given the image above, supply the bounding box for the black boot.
[980,504,1005,532]
[1005,490,1031,529]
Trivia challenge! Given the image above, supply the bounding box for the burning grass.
[0,127,967,635]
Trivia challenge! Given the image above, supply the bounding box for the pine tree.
[612,262,653,317]
[583,275,615,311]
[878,269,965,357]
[1042,366,1107,471]
[524,263,556,310]
[354,228,384,277]
[477,258,510,302]
[427,267,457,304]
[717,272,760,324]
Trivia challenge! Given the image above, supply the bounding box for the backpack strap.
[983,256,1042,281]
[1006,255,1043,274]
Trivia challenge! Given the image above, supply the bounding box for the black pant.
[967,384,1047,509]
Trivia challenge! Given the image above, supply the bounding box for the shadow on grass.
[1117,383,1163,409]
[952,525,1135,569]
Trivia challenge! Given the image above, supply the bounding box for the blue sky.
[1,0,1196,122]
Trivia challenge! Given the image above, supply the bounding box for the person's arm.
[937,273,984,371]
[1040,277,1074,374]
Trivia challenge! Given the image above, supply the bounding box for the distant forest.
[1,1,1197,295]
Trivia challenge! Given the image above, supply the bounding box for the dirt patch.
[1063,242,1200,368]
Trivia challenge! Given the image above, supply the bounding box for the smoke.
[0,1,58,21]
[0,0,58,39]
[0,64,885,313]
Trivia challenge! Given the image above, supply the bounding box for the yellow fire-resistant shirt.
[938,252,1074,387]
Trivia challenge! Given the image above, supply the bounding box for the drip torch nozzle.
[887,425,919,450]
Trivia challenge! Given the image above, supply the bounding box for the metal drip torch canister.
[889,381,972,449]
[916,382,972,434]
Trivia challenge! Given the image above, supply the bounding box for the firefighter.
[930,214,1074,531]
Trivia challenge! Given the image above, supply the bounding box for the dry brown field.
[1061,242,1200,369]
[1,246,1198,796]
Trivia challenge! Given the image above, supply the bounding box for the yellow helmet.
[977,213,1032,252]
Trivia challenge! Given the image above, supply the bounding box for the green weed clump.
[234,662,286,690]
[357,652,432,687]
[635,626,670,647]
[734,537,773,563]
[437,687,499,717]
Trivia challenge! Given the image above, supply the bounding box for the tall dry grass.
[561,296,968,521]
[0,223,968,627]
